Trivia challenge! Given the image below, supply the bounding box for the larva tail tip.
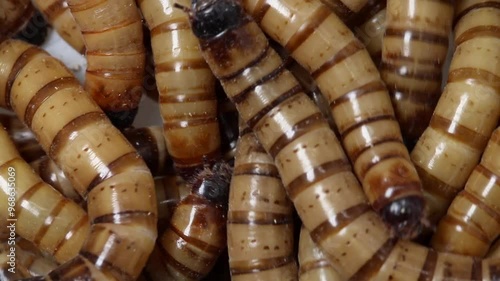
[105,108,138,130]
[381,196,425,239]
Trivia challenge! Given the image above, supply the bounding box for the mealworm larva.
[0,112,45,163]
[0,39,157,280]
[0,125,90,264]
[154,175,190,234]
[240,0,424,236]
[431,127,500,257]
[5,238,58,277]
[66,0,146,129]
[0,0,34,43]
[298,226,342,281]
[31,0,85,53]
[156,162,231,280]
[139,0,222,179]
[380,0,454,146]
[410,0,500,226]
[227,126,298,280]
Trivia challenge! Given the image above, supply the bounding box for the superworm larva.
[431,126,500,257]
[154,175,190,234]
[0,0,34,43]
[31,0,85,53]
[66,0,146,128]
[227,126,298,280]
[0,39,157,280]
[2,237,58,277]
[0,112,45,162]
[157,162,231,280]
[410,0,500,226]
[189,1,500,280]
[240,0,424,236]
[0,125,90,264]
[380,0,454,147]
[298,226,342,281]
[139,0,222,178]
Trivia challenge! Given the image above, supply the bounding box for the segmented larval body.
[410,0,500,225]
[228,127,298,280]
[66,0,146,128]
[0,0,34,43]
[0,39,157,280]
[139,0,221,179]
[241,0,424,236]
[0,112,45,162]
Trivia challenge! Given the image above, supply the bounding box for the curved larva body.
[0,125,90,264]
[0,112,45,162]
[0,0,34,43]
[138,0,221,178]
[241,0,423,236]
[153,175,190,234]
[2,238,58,277]
[381,0,454,146]
[66,0,146,128]
[298,226,342,281]
[31,0,85,53]
[0,39,157,280]
[227,128,298,280]
[410,0,500,225]
[431,127,500,257]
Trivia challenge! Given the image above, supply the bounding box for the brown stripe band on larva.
[310,203,371,243]
[47,256,92,280]
[24,76,80,127]
[168,222,222,255]
[33,199,68,245]
[66,0,106,12]
[448,67,500,92]
[340,114,396,140]
[155,59,209,73]
[150,20,191,36]
[359,151,410,179]
[228,211,294,225]
[476,163,500,186]
[80,18,138,35]
[157,242,204,280]
[311,40,365,79]
[286,158,352,200]
[218,42,271,81]
[42,0,67,20]
[382,53,446,65]
[52,214,89,256]
[414,165,458,200]
[230,255,295,275]
[299,259,332,275]
[5,47,40,109]
[379,62,442,81]
[348,238,398,280]
[416,249,438,281]
[329,80,386,109]
[162,116,218,130]
[48,111,107,159]
[268,112,325,158]
[159,92,215,103]
[92,210,155,225]
[86,152,141,195]
[284,6,331,53]
[454,1,500,27]
[461,183,500,224]
[455,25,500,46]
[439,215,490,244]
[320,0,355,22]
[350,138,403,164]
[429,115,490,151]
[384,28,449,46]
[15,181,45,217]
[252,0,272,23]
[85,49,144,56]
[81,250,135,281]
[86,67,144,80]
[233,163,281,178]
[346,0,387,28]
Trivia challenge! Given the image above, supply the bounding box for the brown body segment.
[66,0,146,128]
[31,0,85,53]
[0,125,90,264]
[1,238,58,278]
[298,226,343,281]
[0,112,45,162]
[0,0,34,43]
[0,39,157,280]
[241,0,424,236]
[227,127,298,280]
[139,0,221,179]
[156,163,231,280]
[431,127,500,257]
[410,0,500,225]
[380,0,454,146]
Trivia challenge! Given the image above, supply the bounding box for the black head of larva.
[191,161,232,206]
[190,0,242,39]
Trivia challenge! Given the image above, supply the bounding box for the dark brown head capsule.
[191,0,243,39]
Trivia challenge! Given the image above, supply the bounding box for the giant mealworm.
[0,112,45,163]
[2,237,58,278]
[66,0,146,128]
[227,126,298,280]
[0,125,90,264]
[188,1,500,279]
[0,39,157,280]
[139,0,222,178]
[410,0,500,226]
[156,162,231,280]
[31,0,85,53]
[381,0,454,146]
[240,0,424,236]
[0,0,34,43]
[431,126,500,257]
